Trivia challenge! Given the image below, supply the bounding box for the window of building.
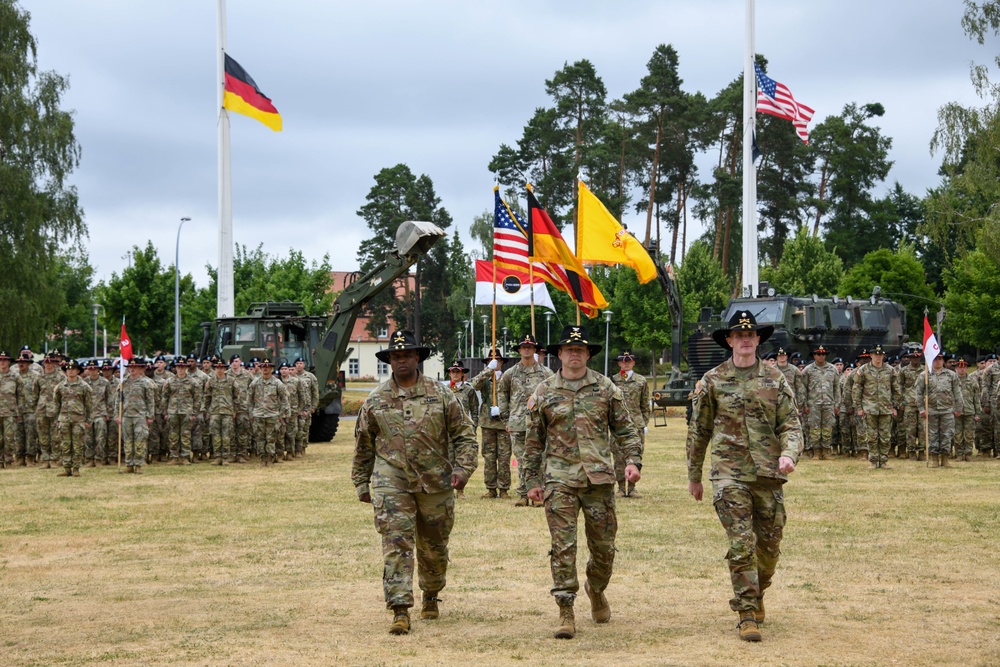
[376,325,388,338]
[377,361,389,376]
[349,358,360,376]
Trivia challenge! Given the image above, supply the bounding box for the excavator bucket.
[396,220,446,257]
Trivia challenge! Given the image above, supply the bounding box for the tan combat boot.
[626,482,642,498]
[56,468,72,477]
[818,449,827,460]
[909,451,917,461]
[133,466,143,475]
[514,496,529,507]
[553,600,575,639]
[737,609,761,642]
[584,581,610,623]
[498,490,510,499]
[753,597,765,624]
[420,592,440,620]
[940,453,950,467]
[15,456,25,467]
[481,488,497,499]
[124,465,134,474]
[928,455,939,468]
[389,606,410,635]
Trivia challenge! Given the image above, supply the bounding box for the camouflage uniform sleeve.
[445,391,478,481]
[952,374,963,411]
[523,385,546,492]
[278,382,289,418]
[833,369,841,406]
[774,373,802,461]
[497,369,512,420]
[53,383,62,417]
[685,373,714,483]
[84,384,93,422]
[609,381,642,466]
[851,368,865,408]
[973,378,981,413]
[201,381,212,414]
[351,399,377,498]
[309,374,319,410]
[915,373,926,408]
[892,368,901,408]
[640,378,651,424]
[465,388,480,424]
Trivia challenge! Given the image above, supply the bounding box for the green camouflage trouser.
[954,415,976,456]
[18,413,36,460]
[806,405,835,451]
[613,430,645,488]
[480,427,511,491]
[927,413,955,455]
[283,414,301,455]
[905,405,924,453]
[106,419,119,462]
[976,411,993,453]
[166,414,194,459]
[36,411,56,461]
[0,415,18,463]
[58,420,87,471]
[148,414,166,458]
[252,417,281,457]
[544,482,617,601]
[372,486,455,609]
[299,412,312,452]
[209,415,234,459]
[864,414,893,463]
[510,431,528,498]
[86,418,107,461]
[121,417,149,468]
[712,478,786,612]
[235,412,251,457]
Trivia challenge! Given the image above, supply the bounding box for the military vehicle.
[198,220,446,441]
[653,272,908,406]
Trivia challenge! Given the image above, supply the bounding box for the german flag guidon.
[223,54,282,131]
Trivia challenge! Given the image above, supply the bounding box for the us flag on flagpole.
[754,63,815,143]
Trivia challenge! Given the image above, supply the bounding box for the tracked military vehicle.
[653,273,908,406]
[199,220,446,441]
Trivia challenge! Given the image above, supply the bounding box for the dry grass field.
[1,419,999,666]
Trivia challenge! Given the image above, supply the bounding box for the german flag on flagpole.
[223,54,282,132]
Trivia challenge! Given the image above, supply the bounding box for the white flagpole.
[742,0,758,298]
[217,0,235,318]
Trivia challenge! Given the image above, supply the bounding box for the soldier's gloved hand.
[487,359,498,370]
[644,427,649,434]
[495,371,502,381]
[490,406,500,418]
[533,353,539,362]
[358,492,371,503]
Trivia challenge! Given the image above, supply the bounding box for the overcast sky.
[27,1,989,291]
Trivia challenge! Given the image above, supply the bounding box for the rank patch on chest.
[403,407,413,420]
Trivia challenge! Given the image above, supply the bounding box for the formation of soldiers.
[0,345,319,476]
[762,344,994,468]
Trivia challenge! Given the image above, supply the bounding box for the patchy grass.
[0,420,998,665]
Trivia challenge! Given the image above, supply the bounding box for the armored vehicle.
[199,220,446,441]
[654,273,908,406]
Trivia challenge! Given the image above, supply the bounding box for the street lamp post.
[502,326,508,355]
[91,303,103,358]
[481,315,488,354]
[175,217,191,357]
[462,320,470,359]
[603,310,614,376]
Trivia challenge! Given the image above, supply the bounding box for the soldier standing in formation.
[0,351,23,468]
[852,345,899,470]
[686,310,801,642]
[203,358,238,465]
[352,330,478,635]
[279,361,307,461]
[116,358,156,474]
[979,353,1000,457]
[837,363,856,457]
[83,360,112,466]
[163,360,202,464]
[802,345,839,460]
[471,349,511,499]
[900,350,925,460]
[228,355,253,462]
[148,356,172,462]
[15,352,37,466]
[610,348,650,498]
[248,359,288,466]
[523,325,642,640]
[52,360,92,477]
[953,357,980,461]
[916,351,963,468]
[34,351,63,468]
[294,357,319,456]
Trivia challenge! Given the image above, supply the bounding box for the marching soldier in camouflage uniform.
[53,360,93,477]
[445,359,478,499]
[802,345,839,460]
[852,345,899,469]
[116,358,156,474]
[83,360,112,466]
[34,351,64,468]
[203,358,238,465]
[686,310,801,643]
[953,357,980,461]
[611,349,650,498]
[163,360,202,464]
[0,351,23,468]
[524,325,642,640]
[498,333,553,506]
[352,330,478,635]
[916,351,963,467]
[471,349,511,499]
[15,353,37,465]
[294,358,319,454]
[228,355,253,462]
[248,359,288,466]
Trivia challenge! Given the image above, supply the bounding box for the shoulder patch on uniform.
[527,395,536,411]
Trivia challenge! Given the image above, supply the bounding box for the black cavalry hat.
[481,348,507,364]
[547,325,602,356]
[616,349,637,361]
[64,359,84,372]
[871,344,886,355]
[375,330,432,364]
[811,344,829,356]
[447,359,469,374]
[514,333,539,349]
[0,351,13,362]
[711,310,774,350]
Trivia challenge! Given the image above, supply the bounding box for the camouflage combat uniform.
[281,371,307,459]
[116,372,156,470]
[852,362,899,466]
[203,373,238,463]
[802,361,839,456]
[498,360,553,501]
[190,367,210,458]
[248,373,289,461]
[470,365,511,493]
[297,367,319,453]
[900,362,924,458]
[16,364,37,464]
[228,367,253,460]
[34,366,63,464]
[686,359,802,613]
[979,362,1000,456]
[103,369,121,461]
[954,370,980,458]
[915,367,962,456]
[163,373,202,461]
[53,376,93,473]
[837,370,855,456]
[84,373,112,463]
[611,369,650,494]
[523,368,642,603]
[149,367,172,461]
[0,366,23,466]
[352,372,478,610]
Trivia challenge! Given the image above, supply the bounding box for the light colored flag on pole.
[922,316,940,368]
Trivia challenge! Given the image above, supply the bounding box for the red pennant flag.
[922,316,939,368]
[119,321,133,361]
